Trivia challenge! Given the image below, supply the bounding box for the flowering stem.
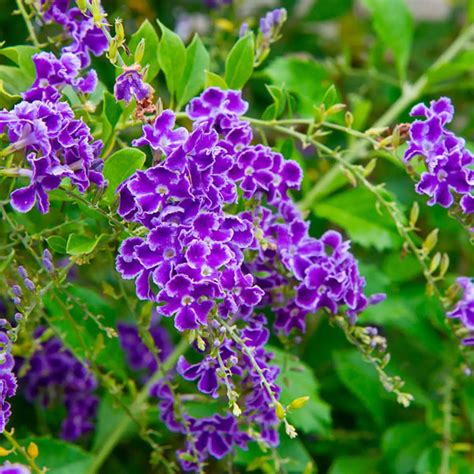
[440,375,454,474]
[298,21,474,207]
[218,319,297,438]
[88,336,189,474]
[15,0,41,48]
[2,429,45,474]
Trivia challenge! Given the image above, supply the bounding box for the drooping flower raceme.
[404,97,474,214]
[38,0,108,68]
[0,332,17,433]
[20,329,98,441]
[115,87,383,470]
[447,277,474,345]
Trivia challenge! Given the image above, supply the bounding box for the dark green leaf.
[333,349,385,426]
[177,34,210,109]
[272,346,332,436]
[157,20,186,96]
[314,187,402,251]
[47,235,67,254]
[225,33,255,90]
[361,0,413,79]
[101,91,123,147]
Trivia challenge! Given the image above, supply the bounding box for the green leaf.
[265,56,332,116]
[225,33,255,89]
[382,423,437,474]
[129,20,160,81]
[101,91,123,148]
[14,437,93,474]
[333,349,386,426]
[271,346,332,436]
[157,20,186,97]
[102,148,146,205]
[262,85,287,120]
[177,34,210,109]
[0,79,20,108]
[66,233,107,256]
[47,235,67,254]
[93,394,136,451]
[313,187,402,251]
[361,0,413,79]
[43,287,128,378]
[0,45,37,78]
[329,455,379,474]
[204,70,228,89]
[308,0,354,21]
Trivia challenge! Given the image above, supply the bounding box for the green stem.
[299,22,474,208]
[15,0,41,48]
[440,375,454,474]
[88,337,189,474]
[3,430,44,474]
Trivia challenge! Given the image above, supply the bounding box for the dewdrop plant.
[0,0,472,473]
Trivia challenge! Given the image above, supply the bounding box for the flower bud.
[275,401,285,420]
[76,0,87,13]
[288,396,310,410]
[134,39,146,64]
[115,18,125,43]
[27,442,39,459]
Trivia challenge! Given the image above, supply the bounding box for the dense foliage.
[0,0,473,473]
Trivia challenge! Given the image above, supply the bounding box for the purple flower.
[114,67,153,105]
[259,9,287,41]
[186,88,248,122]
[405,97,473,214]
[118,321,173,377]
[158,274,218,331]
[448,277,474,345]
[0,463,30,474]
[40,3,108,68]
[23,52,97,103]
[19,329,98,440]
[179,414,249,469]
[132,110,188,154]
[0,332,17,433]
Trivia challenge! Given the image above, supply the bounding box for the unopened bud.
[108,38,118,64]
[76,0,87,13]
[363,159,377,177]
[115,18,125,43]
[345,111,353,128]
[27,442,39,459]
[422,229,438,256]
[409,201,419,228]
[134,38,145,64]
[439,253,449,277]
[275,401,285,420]
[429,252,441,274]
[0,446,12,456]
[288,396,310,411]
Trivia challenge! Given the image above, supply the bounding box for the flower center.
[156,185,169,195]
[181,295,193,306]
[245,166,254,176]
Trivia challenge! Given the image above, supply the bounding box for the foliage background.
[0,0,473,473]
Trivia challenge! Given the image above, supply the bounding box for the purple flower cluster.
[20,330,98,440]
[38,0,108,68]
[0,43,106,214]
[240,8,287,43]
[114,87,382,468]
[404,97,473,213]
[152,315,279,469]
[0,99,104,213]
[118,320,173,377]
[0,332,17,433]
[24,52,97,103]
[448,277,474,345]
